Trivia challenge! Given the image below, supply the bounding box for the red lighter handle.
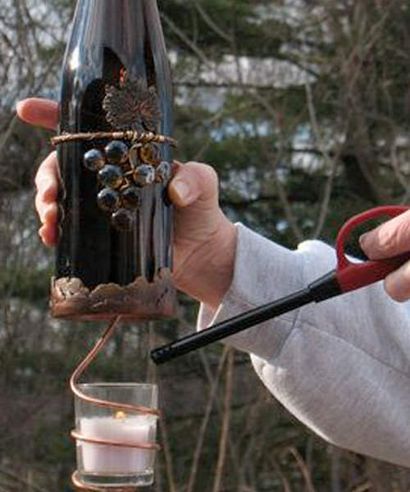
[335,205,410,293]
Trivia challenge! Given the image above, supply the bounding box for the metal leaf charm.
[103,77,161,133]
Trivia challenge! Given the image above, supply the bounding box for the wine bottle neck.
[66,0,164,80]
[71,0,164,47]
[75,0,151,16]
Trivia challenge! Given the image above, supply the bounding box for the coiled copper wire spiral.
[70,316,160,491]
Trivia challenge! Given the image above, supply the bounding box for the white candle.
[78,414,157,474]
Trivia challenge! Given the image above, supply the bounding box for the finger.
[39,224,58,247]
[168,161,218,208]
[38,203,58,247]
[38,203,58,226]
[359,210,410,260]
[35,152,59,219]
[384,261,410,302]
[35,151,59,195]
[16,98,59,131]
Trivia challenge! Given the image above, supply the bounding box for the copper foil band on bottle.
[70,317,160,491]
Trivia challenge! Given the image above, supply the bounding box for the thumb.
[168,161,219,208]
[16,98,59,131]
[360,210,410,260]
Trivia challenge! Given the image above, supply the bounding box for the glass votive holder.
[73,383,158,489]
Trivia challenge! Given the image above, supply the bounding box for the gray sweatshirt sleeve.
[197,224,410,467]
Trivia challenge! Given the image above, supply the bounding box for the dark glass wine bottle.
[51,0,177,320]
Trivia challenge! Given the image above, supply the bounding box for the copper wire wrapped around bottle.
[51,131,177,148]
[70,317,160,491]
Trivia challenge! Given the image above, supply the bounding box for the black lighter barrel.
[151,288,315,364]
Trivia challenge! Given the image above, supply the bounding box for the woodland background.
[0,0,410,490]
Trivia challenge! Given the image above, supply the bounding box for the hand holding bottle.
[18,98,237,310]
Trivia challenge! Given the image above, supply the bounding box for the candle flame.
[114,410,127,420]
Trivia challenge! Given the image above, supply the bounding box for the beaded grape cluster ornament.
[52,73,176,232]
[83,139,172,231]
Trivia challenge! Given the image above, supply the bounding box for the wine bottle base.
[50,268,177,321]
